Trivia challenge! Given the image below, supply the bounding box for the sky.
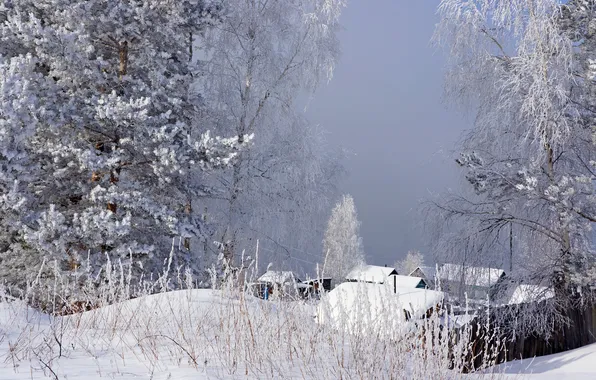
[304,1,471,266]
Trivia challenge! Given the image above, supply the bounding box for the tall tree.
[430,0,596,325]
[0,0,247,288]
[197,0,345,268]
[322,195,365,283]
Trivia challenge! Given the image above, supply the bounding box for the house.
[436,263,506,300]
[345,265,428,292]
[345,265,398,284]
[251,270,311,299]
[391,275,428,289]
[408,266,438,287]
[302,277,332,296]
[316,282,444,335]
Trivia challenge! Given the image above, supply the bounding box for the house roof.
[508,284,554,305]
[317,282,444,334]
[257,271,302,284]
[391,275,427,288]
[409,266,438,280]
[437,263,505,288]
[345,265,398,283]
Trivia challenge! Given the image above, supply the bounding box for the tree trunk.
[119,40,128,81]
[184,200,191,251]
[104,40,128,215]
[545,141,572,304]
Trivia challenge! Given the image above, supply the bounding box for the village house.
[392,275,428,289]
[251,270,311,299]
[408,266,438,288]
[345,265,427,293]
[317,282,445,334]
[302,277,332,297]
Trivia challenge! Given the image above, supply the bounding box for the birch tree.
[322,195,365,283]
[197,0,345,266]
[395,250,425,276]
[430,0,596,324]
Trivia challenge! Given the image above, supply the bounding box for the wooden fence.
[456,303,596,372]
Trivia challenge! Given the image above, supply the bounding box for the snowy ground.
[0,289,594,379]
[0,289,322,379]
[484,343,596,379]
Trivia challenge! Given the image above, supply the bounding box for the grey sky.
[305,1,470,266]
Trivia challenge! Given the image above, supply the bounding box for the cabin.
[251,270,311,299]
[436,263,506,300]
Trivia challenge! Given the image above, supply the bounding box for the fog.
[305,1,471,266]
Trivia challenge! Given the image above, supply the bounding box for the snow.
[437,263,505,288]
[345,264,398,283]
[481,342,596,379]
[0,290,219,379]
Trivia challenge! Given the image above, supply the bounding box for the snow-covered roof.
[317,282,444,335]
[409,266,437,280]
[345,265,398,283]
[390,275,427,288]
[508,284,554,305]
[437,263,505,288]
[256,271,302,284]
[302,277,332,283]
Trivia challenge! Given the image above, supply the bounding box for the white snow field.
[0,289,593,379]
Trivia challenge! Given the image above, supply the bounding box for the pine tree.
[0,0,248,288]
[322,195,365,283]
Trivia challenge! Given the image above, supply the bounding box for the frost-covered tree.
[430,0,596,325]
[0,0,249,288]
[395,250,425,276]
[197,0,345,267]
[322,195,365,282]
